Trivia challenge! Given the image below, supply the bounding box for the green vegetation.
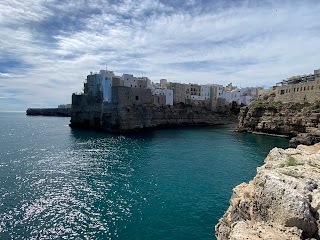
[250,100,282,108]
[314,101,320,109]
[258,181,265,188]
[178,102,192,109]
[244,191,251,198]
[287,156,299,166]
[250,101,272,108]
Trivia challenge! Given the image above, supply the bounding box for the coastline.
[234,129,290,138]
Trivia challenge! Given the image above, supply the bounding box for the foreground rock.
[216,143,320,239]
[238,101,320,146]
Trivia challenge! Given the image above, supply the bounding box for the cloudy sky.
[0,0,320,111]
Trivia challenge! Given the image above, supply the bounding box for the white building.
[122,74,137,88]
[221,87,257,105]
[99,69,115,102]
[200,84,211,100]
[152,89,173,105]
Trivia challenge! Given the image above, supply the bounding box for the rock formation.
[70,102,236,132]
[216,143,320,240]
[26,108,71,117]
[238,101,320,147]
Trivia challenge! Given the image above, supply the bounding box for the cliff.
[70,103,236,132]
[216,143,320,240]
[26,108,71,117]
[238,102,320,147]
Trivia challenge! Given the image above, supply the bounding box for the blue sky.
[0,0,320,111]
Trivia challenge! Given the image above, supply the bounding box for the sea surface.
[0,112,288,239]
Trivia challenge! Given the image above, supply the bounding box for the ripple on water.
[0,114,289,239]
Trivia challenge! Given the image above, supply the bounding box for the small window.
[131,85,132,87]
[311,86,314,90]
[307,86,310,90]
[304,87,306,91]
[135,96,139,100]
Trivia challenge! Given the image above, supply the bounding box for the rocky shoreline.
[237,102,320,147]
[216,143,320,240]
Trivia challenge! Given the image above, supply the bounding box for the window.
[304,87,306,91]
[307,86,310,90]
[311,86,314,90]
[131,85,132,87]
[294,88,295,92]
[135,96,139,100]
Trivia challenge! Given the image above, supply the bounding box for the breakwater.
[26,108,71,117]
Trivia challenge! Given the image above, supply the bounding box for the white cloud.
[0,0,320,111]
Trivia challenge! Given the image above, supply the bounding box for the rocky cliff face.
[70,103,236,133]
[238,102,320,147]
[215,143,320,240]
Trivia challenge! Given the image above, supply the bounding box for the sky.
[0,0,320,111]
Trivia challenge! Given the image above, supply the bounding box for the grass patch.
[287,156,300,166]
[258,182,265,188]
[244,191,251,198]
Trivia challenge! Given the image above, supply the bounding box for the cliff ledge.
[216,143,320,240]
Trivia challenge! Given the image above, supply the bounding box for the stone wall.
[111,86,153,106]
[259,77,320,103]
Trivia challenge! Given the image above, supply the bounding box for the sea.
[0,112,288,239]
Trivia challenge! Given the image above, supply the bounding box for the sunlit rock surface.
[216,143,320,240]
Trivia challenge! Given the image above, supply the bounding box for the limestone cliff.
[216,143,320,240]
[238,102,320,147]
[70,103,236,132]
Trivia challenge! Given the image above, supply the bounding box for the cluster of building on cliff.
[74,69,259,111]
[258,68,320,103]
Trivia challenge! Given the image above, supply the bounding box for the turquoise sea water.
[0,112,288,239]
